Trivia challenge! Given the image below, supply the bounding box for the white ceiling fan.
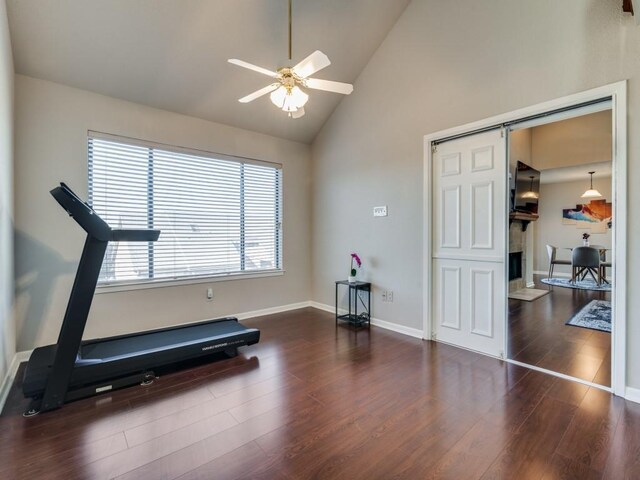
[228,0,353,119]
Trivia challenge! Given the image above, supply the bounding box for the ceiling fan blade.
[293,50,331,78]
[305,78,353,95]
[228,59,279,78]
[238,84,280,103]
[291,107,305,119]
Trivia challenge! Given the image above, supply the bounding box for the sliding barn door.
[432,130,506,357]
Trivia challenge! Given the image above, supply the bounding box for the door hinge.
[431,143,437,154]
[500,127,505,138]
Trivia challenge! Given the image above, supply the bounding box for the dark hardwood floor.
[508,275,611,387]
[2,306,637,479]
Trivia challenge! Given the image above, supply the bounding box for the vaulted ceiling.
[6,0,410,143]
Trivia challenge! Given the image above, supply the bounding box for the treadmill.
[22,183,260,416]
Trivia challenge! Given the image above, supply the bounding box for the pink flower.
[349,253,362,277]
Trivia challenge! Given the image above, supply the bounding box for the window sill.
[95,270,285,294]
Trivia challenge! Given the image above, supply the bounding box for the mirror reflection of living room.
[507,108,613,388]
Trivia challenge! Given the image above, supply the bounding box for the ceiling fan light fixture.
[229,0,352,118]
[270,85,308,111]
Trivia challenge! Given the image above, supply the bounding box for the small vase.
[583,240,589,247]
[348,275,357,283]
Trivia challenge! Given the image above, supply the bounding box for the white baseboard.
[625,387,640,404]
[234,301,312,321]
[370,317,424,339]
[308,301,334,314]
[309,301,424,339]
[533,270,572,279]
[0,350,32,412]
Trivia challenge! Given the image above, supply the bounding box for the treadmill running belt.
[80,320,247,360]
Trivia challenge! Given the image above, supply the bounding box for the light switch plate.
[373,206,387,217]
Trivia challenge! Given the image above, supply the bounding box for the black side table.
[335,281,371,328]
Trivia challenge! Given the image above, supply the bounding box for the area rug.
[540,277,611,292]
[565,300,611,333]
[508,288,550,302]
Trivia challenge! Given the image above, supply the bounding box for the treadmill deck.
[23,317,260,398]
[80,319,248,360]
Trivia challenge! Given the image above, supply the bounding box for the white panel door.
[432,130,506,357]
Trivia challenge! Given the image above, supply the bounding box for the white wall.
[0,0,14,382]
[310,0,640,387]
[534,178,613,274]
[14,75,311,351]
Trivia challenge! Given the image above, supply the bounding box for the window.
[88,132,282,286]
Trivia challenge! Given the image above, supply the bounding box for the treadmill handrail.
[111,229,160,242]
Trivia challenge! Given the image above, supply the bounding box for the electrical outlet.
[387,290,393,302]
[381,290,387,302]
[206,288,213,301]
[373,205,388,217]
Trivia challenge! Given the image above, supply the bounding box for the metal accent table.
[335,280,371,328]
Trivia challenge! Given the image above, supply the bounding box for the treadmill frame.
[25,183,260,416]
[33,235,109,413]
[25,183,162,415]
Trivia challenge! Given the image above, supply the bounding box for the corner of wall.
[0,0,17,388]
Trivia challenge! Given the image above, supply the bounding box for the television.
[512,161,540,214]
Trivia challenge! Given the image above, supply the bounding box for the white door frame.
[423,81,627,397]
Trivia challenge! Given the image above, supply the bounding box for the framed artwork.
[562,199,612,234]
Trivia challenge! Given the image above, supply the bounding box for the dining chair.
[571,246,601,285]
[599,249,612,285]
[546,245,571,279]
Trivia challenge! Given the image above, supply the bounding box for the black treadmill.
[22,183,260,416]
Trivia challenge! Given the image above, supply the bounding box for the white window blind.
[88,133,282,286]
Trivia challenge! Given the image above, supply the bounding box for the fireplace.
[509,221,529,292]
[509,252,523,281]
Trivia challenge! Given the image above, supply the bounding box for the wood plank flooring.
[508,275,611,387]
[1,306,637,479]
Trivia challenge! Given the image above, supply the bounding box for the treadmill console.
[50,182,160,243]
[58,182,97,215]
[50,182,112,240]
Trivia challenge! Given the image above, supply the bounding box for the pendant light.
[521,175,539,199]
[581,171,602,199]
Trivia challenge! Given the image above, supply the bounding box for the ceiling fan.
[228,0,353,119]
